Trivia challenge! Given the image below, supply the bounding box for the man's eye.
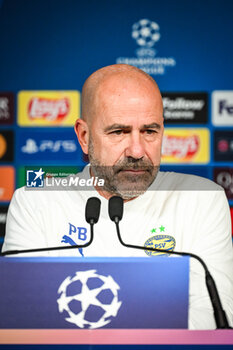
[145,129,157,135]
[110,130,123,135]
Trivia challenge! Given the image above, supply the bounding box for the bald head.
[81,64,163,124]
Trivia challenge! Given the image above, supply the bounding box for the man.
[2,64,233,329]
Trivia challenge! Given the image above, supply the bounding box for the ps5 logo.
[22,138,77,154]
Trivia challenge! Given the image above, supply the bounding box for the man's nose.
[125,132,145,159]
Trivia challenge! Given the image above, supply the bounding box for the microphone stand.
[1,221,95,256]
[1,195,101,257]
[113,216,231,329]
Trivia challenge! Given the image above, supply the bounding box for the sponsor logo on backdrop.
[18,91,80,126]
[0,205,8,238]
[18,130,81,162]
[0,166,14,201]
[214,168,233,200]
[230,207,233,238]
[0,135,6,159]
[22,139,77,153]
[214,130,233,161]
[28,97,70,121]
[162,93,208,124]
[116,19,176,75]
[0,130,14,162]
[161,128,209,163]
[212,91,233,126]
[0,92,14,125]
[57,270,122,329]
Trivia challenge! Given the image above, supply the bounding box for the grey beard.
[88,141,160,199]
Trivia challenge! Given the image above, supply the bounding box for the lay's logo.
[18,91,80,126]
[161,128,209,164]
[163,134,199,159]
[28,97,70,121]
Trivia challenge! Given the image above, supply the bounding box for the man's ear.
[74,118,89,154]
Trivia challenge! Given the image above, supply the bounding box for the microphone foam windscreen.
[108,196,123,221]
[85,197,101,223]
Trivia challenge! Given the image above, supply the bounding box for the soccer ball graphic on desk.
[132,18,160,47]
[57,270,122,329]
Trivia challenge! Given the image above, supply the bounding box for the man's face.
[88,75,164,199]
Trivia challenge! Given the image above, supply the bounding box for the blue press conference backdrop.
[0,0,233,90]
[0,0,233,243]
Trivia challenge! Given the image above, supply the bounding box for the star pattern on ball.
[57,270,122,329]
[132,18,160,48]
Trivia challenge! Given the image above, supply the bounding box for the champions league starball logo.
[132,19,160,56]
[57,270,122,329]
[116,18,176,75]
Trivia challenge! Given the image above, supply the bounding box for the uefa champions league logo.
[57,270,122,329]
[116,18,176,75]
[132,19,160,56]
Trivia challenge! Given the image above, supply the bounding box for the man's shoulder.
[10,186,59,211]
[153,171,223,191]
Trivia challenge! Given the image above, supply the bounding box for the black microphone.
[108,195,123,222]
[108,195,231,329]
[1,197,101,256]
[86,197,101,224]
